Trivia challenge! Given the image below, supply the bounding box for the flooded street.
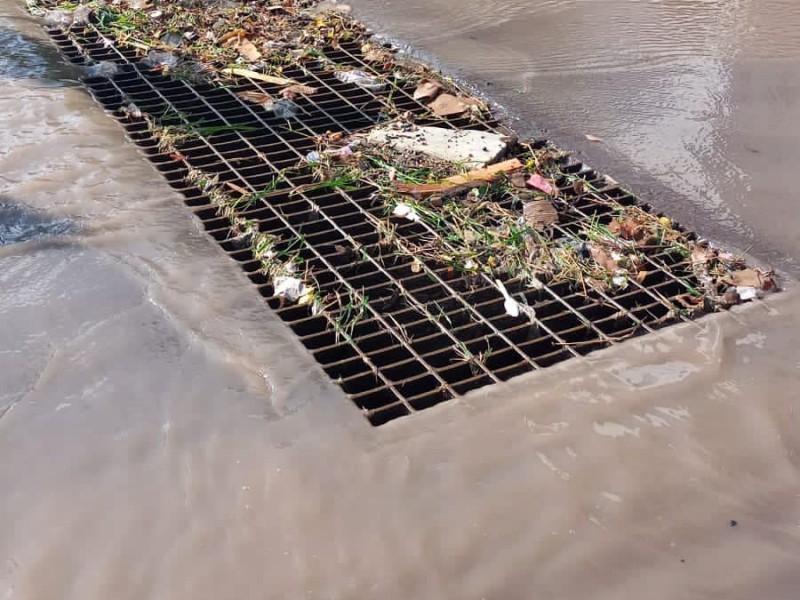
[2,1,800,598]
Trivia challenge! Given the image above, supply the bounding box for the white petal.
[496,279,520,318]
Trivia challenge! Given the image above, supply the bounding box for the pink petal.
[526,173,557,196]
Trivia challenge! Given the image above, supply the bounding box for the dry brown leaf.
[327,131,345,143]
[590,245,618,273]
[723,268,776,290]
[691,245,716,266]
[675,294,704,309]
[413,79,444,102]
[609,216,647,242]
[234,39,262,62]
[509,171,527,189]
[237,90,275,104]
[363,48,392,63]
[523,200,559,232]
[280,84,318,99]
[218,29,247,45]
[220,30,262,62]
[461,97,483,108]
[427,93,480,117]
[585,134,603,142]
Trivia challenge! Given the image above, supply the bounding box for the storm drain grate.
[45,21,721,425]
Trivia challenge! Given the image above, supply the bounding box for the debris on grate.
[27,0,779,425]
[365,123,510,166]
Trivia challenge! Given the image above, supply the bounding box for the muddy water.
[1,2,800,599]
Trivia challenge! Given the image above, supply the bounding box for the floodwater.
[1,1,799,599]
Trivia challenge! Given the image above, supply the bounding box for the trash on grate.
[86,60,120,78]
[392,202,420,222]
[141,50,179,70]
[334,69,386,91]
[736,287,759,302]
[442,159,524,186]
[365,124,510,167]
[160,31,184,48]
[43,9,76,28]
[526,173,558,196]
[305,150,322,164]
[360,42,394,65]
[270,100,303,119]
[392,158,523,196]
[496,280,520,318]
[25,0,45,17]
[170,60,213,84]
[411,78,483,117]
[236,90,303,118]
[119,102,143,119]
[274,276,310,303]
[30,0,781,425]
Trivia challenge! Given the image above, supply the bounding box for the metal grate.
[46,21,711,425]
